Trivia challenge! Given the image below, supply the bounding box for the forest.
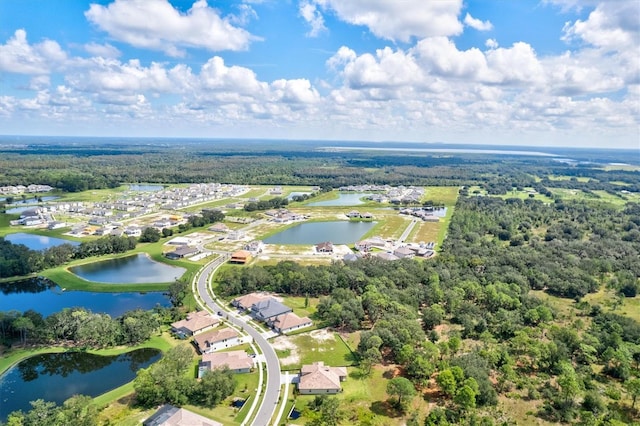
[215,196,640,424]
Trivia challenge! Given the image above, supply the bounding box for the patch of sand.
[271,335,300,365]
[309,328,335,342]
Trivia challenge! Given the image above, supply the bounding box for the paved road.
[196,256,281,426]
[398,218,418,242]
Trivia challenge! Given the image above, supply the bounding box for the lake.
[69,253,185,284]
[0,278,169,317]
[4,196,59,205]
[4,233,79,251]
[306,193,371,207]
[128,184,163,191]
[264,221,376,245]
[0,348,161,422]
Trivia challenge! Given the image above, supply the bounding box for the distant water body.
[324,146,558,157]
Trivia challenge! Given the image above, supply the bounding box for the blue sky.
[0,0,638,148]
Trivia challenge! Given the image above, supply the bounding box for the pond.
[0,348,161,422]
[264,221,376,245]
[306,192,371,207]
[69,253,186,284]
[4,233,79,251]
[128,184,163,191]
[4,196,59,205]
[0,278,169,317]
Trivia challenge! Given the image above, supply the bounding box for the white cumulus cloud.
[464,13,493,31]
[0,29,67,74]
[312,0,464,42]
[85,0,259,57]
[299,1,327,37]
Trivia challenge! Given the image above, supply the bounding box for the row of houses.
[0,184,54,194]
[232,293,313,334]
[399,206,446,222]
[169,311,253,378]
[345,210,374,219]
[264,208,307,223]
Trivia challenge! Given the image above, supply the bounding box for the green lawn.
[282,330,357,370]
[295,365,429,425]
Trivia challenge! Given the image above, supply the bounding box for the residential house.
[208,223,229,233]
[47,221,66,230]
[345,210,360,218]
[298,362,347,394]
[194,327,240,354]
[393,247,415,259]
[269,312,313,334]
[374,252,400,261]
[229,250,251,264]
[232,293,270,311]
[171,311,219,337]
[198,350,253,377]
[165,246,199,260]
[244,240,264,254]
[166,236,191,246]
[315,242,334,253]
[250,298,292,322]
[143,405,222,426]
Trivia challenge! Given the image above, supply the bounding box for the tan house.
[315,241,334,253]
[171,311,219,337]
[269,312,313,334]
[194,327,240,354]
[144,405,222,426]
[198,350,254,377]
[298,362,347,394]
[231,292,270,311]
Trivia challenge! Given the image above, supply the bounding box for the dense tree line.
[0,235,137,278]
[215,195,640,424]
[2,142,638,189]
[244,196,288,212]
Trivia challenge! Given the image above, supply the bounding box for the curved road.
[196,256,281,426]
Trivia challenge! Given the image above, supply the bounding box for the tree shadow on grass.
[370,400,403,418]
[349,369,369,380]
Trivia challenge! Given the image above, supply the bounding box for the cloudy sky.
[0,0,638,148]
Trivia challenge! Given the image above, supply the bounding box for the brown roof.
[171,311,219,334]
[230,250,251,263]
[201,350,253,371]
[233,293,270,310]
[315,241,333,251]
[272,312,312,331]
[194,327,239,350]
[299,362,347,391]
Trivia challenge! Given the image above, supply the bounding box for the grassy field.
[409,186,459,247]
[293,365,430,425]
[279,330,357,370]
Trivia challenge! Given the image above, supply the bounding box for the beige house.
[269,312,313,334]
[298,362,347,394]
[194,327,240,354]
[143,405,222,426]
[232,293,270,311]
[199,350,254,377]
[171,311,219,337]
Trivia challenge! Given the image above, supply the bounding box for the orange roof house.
[229,250,252,264]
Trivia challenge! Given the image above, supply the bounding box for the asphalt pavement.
[196,257,282,426]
